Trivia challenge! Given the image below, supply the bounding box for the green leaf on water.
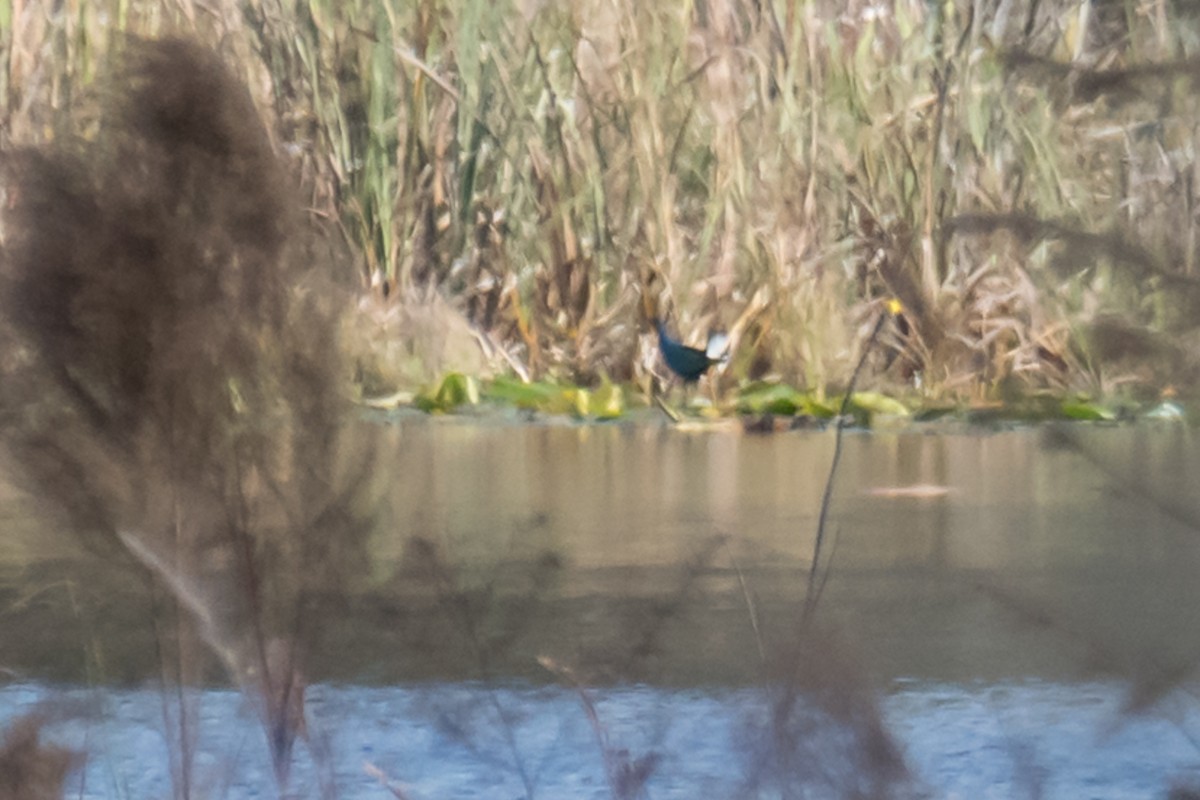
[1060,399,1114,421]
[735,383,840,418]
[592,379,625,419]
[485,376,593,417]
[806,397,839,419]
[849,392,910,425]
[561,387,590,417]
[416,372,480,413]
[486,376,560,408]
[735,382,806,415]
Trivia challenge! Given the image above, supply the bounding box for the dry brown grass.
[2,4,1200,794]
[4,1,1199,403]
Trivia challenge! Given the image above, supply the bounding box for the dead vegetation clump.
[6,1,1200,401]
[0,35,374,793]
[0,713,79,800]
[749,638,915,800]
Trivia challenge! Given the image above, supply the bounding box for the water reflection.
[3,421,1200,796]
[371,420,1200,572]
[344,422,1200,680]
[3,423,1200,685]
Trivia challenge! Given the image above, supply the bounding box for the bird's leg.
[653,376,683,422]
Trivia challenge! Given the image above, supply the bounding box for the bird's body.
[655,319,722,383]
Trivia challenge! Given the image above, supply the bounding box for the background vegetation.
[4,0,1200,411]
[4,4,1200,797]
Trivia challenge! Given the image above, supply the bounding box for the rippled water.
[5,679,1200,799]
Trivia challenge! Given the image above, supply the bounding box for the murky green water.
[3,419,1200,797]
[9,419,1198,683]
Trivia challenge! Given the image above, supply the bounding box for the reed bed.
[3,2,1200,795]
[4,0,1199,404]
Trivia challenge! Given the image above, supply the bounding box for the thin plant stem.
[802,301,897,625]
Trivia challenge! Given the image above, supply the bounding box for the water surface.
[3,420,1199,797]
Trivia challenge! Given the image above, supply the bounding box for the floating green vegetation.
[406,372,1189,428]
[733,384,911,426]
[485,376,590,417]
[734,383,836,418]
[1059,398,1117,422]
[415,372,481,413]
[393,372,633,418]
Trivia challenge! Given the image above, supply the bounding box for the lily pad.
[734,382,846,420]
[848,392,910,425]
[485,376,591,417]
[415,372,480,413]
[1060,399,1114,421]
[592,379,626,419]
[737,383,807,416]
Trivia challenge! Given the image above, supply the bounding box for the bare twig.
[803,302,897,624]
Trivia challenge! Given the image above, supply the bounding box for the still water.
[3,419,1200,797]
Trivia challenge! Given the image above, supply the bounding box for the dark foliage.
[0,36,374,792]
[0,713,79,800]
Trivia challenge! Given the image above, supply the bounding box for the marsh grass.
[0,27,915,797]
[6,1,1200,403]
[5,1,1200,798]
